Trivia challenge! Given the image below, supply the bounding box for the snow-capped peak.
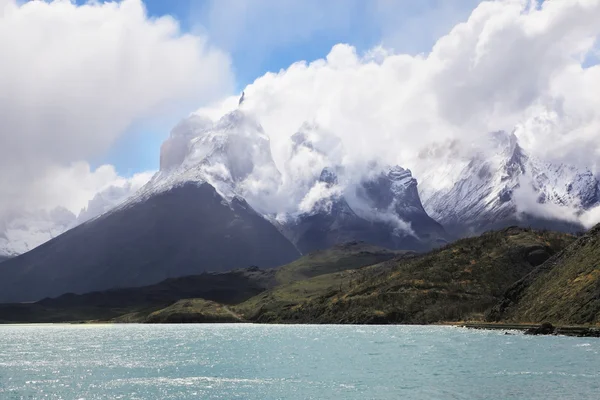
[417,130,600,234]
[123,109,282,209]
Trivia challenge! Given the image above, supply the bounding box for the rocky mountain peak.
[318,167,339,187]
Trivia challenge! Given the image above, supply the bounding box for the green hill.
[143,299,244,323]
[274,241,407,284]
[237,227,574,324]
[488,225,600,326]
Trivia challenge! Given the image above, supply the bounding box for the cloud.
[35,162,154,217]
[195,0,600,227]
[513,174,600,230]
[0,163,153,255]
[0,0,232,218]
[512,176,580,224]
[76,167,154,223]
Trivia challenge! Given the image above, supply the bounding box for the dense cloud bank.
[0,0,232,218]
[194,0,600,227]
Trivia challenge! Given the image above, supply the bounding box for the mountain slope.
[417,132,599,236]
[0,182,300,303]
[488,225,600,325]
[0,241,398,323]
[0,174,151,257]
[144,299,244,323]
[238,227,574,324]
[0,207,76,257]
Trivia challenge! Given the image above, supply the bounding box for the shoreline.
[459,322,600,337]
[2,320,599,337]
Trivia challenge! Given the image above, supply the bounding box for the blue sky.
[82,0,481,175]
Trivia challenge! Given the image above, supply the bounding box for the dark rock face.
[357,166,448,245]
[525,322,556,335]
[525,247,552,267]
[284,167,448,254]
[284,169,393,254]
[288,206,400,255]
[0,183,300,303]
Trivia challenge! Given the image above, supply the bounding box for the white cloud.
[581,205,600,229]
[512,176,580,224]
[36,162,153,217]
[0,0,232,217]
[298,181,342,214]
[76,167,154,223]
[0,162,153,255]
[195,0,600,228]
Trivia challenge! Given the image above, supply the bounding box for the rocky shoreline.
[461,322,600,338]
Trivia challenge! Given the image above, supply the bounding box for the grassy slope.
[238,228,574,324]
[233,243,407,321]
[488,226,600,326]
[143,299,244,323]
[144,242,402,323]
[274,241,407,284]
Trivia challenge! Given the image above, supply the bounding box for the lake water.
[0,324,598,399]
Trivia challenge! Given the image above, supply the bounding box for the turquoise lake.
[0,324,598,399]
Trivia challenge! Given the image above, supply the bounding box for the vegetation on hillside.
[237,227,574,324]
[488,225,600,326]
[144,299,244,323]
[2,228,591,327]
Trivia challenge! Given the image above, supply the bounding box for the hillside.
[0,242,398,323]
[0,228,583,326]
[488,225,600,325]
[0,267,274,323]
[143,299,244,323]
[237,227,574,324]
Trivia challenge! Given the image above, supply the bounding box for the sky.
[2,0,600,230]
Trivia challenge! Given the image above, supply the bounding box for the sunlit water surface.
[0,324,598,399]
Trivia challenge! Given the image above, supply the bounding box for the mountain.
[279,124,448,253]
[281,166,448,253]
[0,110,303,303]
[416,131,600,237]
[0,105,449,302]
[0,182,300,303]
[488,224,600,325]
[153,109,281,206]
